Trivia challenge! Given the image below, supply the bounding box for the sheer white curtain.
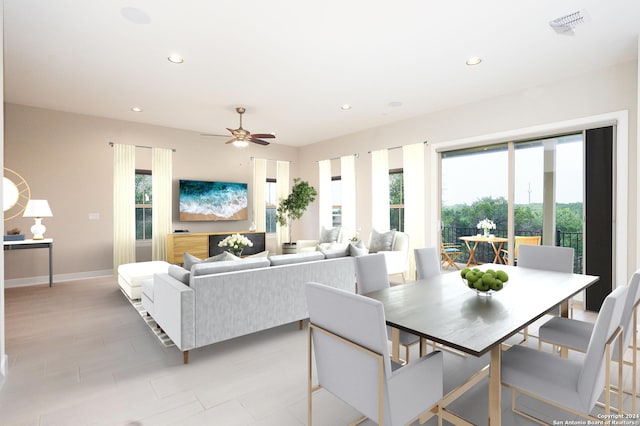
[276,160,290,252]
[340,155,356,239]
[113,144,136,273]
[403,143,425,280]
[371,149,390,231]
[253,158,267,232]
[318,159,332,231]
[152,147,172,261]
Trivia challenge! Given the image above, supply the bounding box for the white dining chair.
[501,285,628,423]
[414,247,440,280]
[517,244,575,341]
[538,271,640,414]
[355,253,420,363]
[305,282,443,426]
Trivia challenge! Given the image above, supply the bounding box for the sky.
[441,134,583,206]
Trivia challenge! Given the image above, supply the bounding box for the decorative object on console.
[23,199,53,240]
[218,233,253,257]
[3,167,30,221]
[275,178,317,243]
[179,179,248,221]
[4,227,25,241]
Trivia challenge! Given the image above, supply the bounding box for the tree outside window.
[266,179,277,233]
[135,170,152,240]
[331,176,342,227]
[389,169,404,231]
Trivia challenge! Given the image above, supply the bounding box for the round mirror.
[3,168,30,221]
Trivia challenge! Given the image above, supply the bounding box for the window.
[389,169,404,231]
[331,176,342,227]
[266,179,277,233]
[135,170,152,240]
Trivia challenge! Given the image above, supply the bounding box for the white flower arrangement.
[476,218,496,231]
[218,233,253,255]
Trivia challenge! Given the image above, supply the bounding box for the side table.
[4,238,54,286]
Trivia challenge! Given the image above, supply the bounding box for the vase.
[483,228,490,237]
[228,248,243,257]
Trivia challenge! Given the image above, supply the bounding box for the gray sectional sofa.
[147,251,356,363]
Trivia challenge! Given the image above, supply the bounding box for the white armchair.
[305,282,443,425]
[368,230,410,279]
[296,226,345,253]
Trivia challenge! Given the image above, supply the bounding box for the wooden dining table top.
[365,264,599,357]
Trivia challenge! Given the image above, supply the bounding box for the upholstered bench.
[118,261,170,300]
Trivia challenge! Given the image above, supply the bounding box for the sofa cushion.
[183,251,233,270]
[269,251,325,266]
[368,229,396,253]
[349,240,369,257]
[192,257,271,277]
[168,264,191,285]
[320,226,341,244]
[318,243,350,259]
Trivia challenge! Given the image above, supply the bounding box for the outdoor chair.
[500,235,541,265]
[440,243,462,270]
[501,285,627,424]
[538,271,640,414]
[305,282,443,426]
[355,253,420,363]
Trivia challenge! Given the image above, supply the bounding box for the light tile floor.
[0,276,638,425]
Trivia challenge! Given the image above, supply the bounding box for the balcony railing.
[441,227,583,274]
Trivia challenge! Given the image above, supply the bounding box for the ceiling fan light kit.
[202,107,275,148]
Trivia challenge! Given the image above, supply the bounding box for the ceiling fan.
[201,107,275,147]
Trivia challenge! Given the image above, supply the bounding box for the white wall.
[1,0,8,385]
[298,59,638,277]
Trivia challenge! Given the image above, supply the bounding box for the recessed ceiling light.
[341,104,352,110]
[131,107,143,112]
[466,56,482,66]
[168,55,184,64]
[388,101,403,107]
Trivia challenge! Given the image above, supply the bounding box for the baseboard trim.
[4,269,114,288]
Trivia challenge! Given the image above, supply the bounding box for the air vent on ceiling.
[549,9,588,35]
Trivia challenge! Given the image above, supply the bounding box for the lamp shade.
[23,199,53,218]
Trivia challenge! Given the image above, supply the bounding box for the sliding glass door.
[440,134,584,272]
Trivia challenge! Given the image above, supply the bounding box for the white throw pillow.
[368,229,396,253]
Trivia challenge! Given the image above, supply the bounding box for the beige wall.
[3,105,298,283]
[297,60,639,276]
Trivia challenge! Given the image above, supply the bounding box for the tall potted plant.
[276,178,317,252]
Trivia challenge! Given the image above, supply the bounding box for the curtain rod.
[108,141,176,152]
[367,140,428,154]
[250,157,291,163]
[316,153,359,163]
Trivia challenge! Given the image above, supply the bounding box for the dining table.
[365,264,599,425]
[460,235,509,266]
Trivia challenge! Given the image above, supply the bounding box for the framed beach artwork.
[179,179,248,221]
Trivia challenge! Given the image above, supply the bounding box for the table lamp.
[23,199,53,240]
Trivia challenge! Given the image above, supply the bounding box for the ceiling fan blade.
[225,139,237,144]
[250,138,270,146]
[226,128,238,135]
[250,133,276,139]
